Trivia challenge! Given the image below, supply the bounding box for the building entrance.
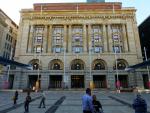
[93,75,107,88]
[71,75,84,88]
[8,75,14,89]
[28,75,41,89]
[49,75,62,88]
[115,75,128,88]
[142,74,149,89]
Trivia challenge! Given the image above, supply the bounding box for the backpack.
[26,96,31,102]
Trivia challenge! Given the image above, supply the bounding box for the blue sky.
[0,0,149,25]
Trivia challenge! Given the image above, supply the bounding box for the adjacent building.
[138,16,150,60]
[0,9,18,88]
[0,9,18,60]
[8,2,144,90]
[138,16,150,89]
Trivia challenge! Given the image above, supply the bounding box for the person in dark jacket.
[13,90,18,105]
[92,95,103,113]
[24,92,31,113]
[132,93,147,113]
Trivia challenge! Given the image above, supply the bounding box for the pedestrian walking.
[24,92,31,113]
[38,91,46,108]
[132,93,147,113]
[82,88,94,113]
[13,90,18,105]
[92,95,103,113]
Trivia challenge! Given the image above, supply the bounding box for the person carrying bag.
[92,95,104,113]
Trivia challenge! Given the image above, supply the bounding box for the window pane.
[55,47,61,53]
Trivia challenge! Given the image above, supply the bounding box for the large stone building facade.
[9,2,145,90]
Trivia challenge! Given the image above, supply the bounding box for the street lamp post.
[89,46,94,89]
[5,47,13,89]
[115,49,120,93]
[35,52,41,92]
[63,47,67,89]
[144,47,150,89]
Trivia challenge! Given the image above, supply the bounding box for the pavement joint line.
[0,95,42,113]
[45,96,66,113]
[109,96,150,113]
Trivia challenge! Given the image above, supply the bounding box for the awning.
[125,59,150,71]
[0,56,32,70]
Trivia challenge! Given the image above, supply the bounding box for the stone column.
[107,24,113,52]
[63,25,67,51]
[83,24,87,52]
[126,21,136,52]
[87,24,92,51]
[43,25,48,53]
[48,25,52,53]
[107,68,116,89]
[40,74,49,89]
[133,21,143,61]
[122,24,129,52]
[21,23,31,54]
[103,24,108,52]
[13,69,28,89]
[27,25,32,53]
[136,72,144,89]
[68,25,72,52]
[128,72,135,87]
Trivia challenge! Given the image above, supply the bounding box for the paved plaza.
[0,90,149,113]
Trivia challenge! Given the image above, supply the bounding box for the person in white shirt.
[38,91,46,108]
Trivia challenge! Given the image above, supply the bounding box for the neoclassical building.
[9,2,144,90]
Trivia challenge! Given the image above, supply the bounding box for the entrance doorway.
[142,74,149,89]
[28,75,41,89]
[115,75,128,88]
[9,75,14,89]
[93,75,107,88]
[49,75,62,88]
[71,75,84,88]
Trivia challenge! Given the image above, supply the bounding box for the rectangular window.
[35,27,44,33]
[55,47,61,53]
[94,46,103,53]
[35,36,43,43]
[72,47,83,53]
[113,46,121,53]
[34,46,43,53]
[75,47,80,53]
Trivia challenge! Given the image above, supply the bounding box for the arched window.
[94,63,105,70]
[71,59,84,70]
[53,63,61,70]
[117,61,126,70]
[114,59,127,70]
[92,59,106,70]
[29,59,41,70]
[49,59,63,70]
[33,63,39,70]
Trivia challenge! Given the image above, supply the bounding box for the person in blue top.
[132,93,147,113]
[82,88,94,113]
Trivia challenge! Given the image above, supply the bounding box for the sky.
[0,0,150,26]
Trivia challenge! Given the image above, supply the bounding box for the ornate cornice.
[22,14,134,21]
